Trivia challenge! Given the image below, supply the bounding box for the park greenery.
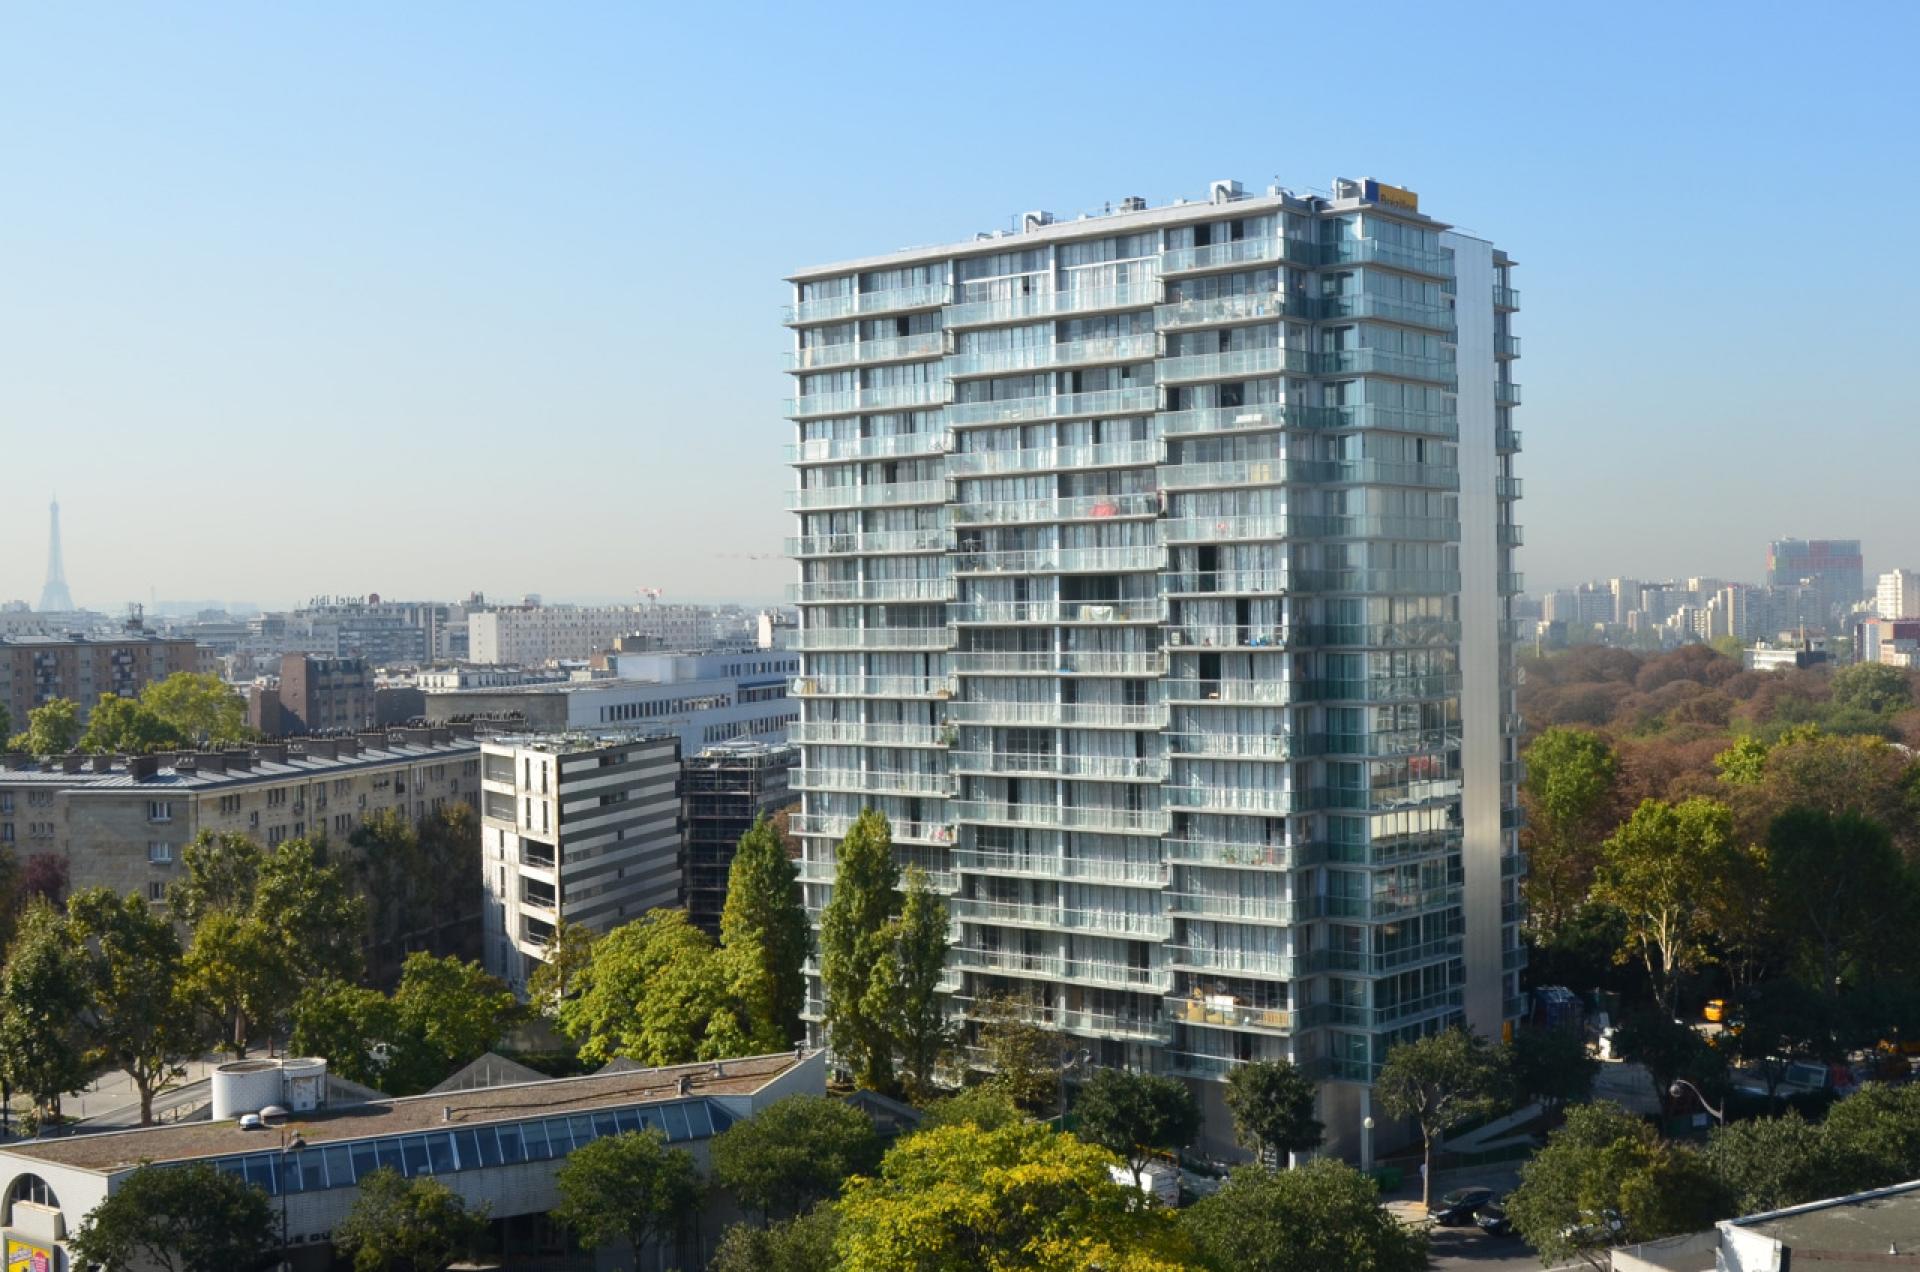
[7,672,254,756]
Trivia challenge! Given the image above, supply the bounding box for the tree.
[875,865,952,1097]
[1613,1009,1727,1117]
[1590,797,1741,1015]
[973,991,1064,1115]
[291,954,517,1095]
[819,809,901,1092]
[1704,1112,1837,1214]
[1373,1026,1508,1208]
[552,1130,704,1263]
[17,852,68,908]
[182,909,296,1055]
[79,692,184,754]
[67,1162,276,1272]
[1821,1082,1920,1193]
[1520,727,1618,936]
[1767,808,1919,995]
[349,808,424,981]
[0,698,9,742]
[290,978,402,1087]
[391,952,518,1070]
[557,908,750,1066]
[921,1083,1024,1133]
[1073,1067,1199,1191]
[0,898,91,1119]
[336,1168,490,1272]
[1726,979,1842,1107]
[721,814,809,1046]
[711,1207,838,1272]
[139,671,250,745]
[67,887,205,1124]
[9,698,79,756]
[1182,1160,1427,1272]
[1745,731,1920,860]
[709,1093,883,1220]
[169,831,265,929]
[1506,1102,1725,1271]
[1506,1026,1599,1114]
[1222,1058,1324,1165]
[833,1119,1196,1271]
[526,918,596,1015]
[1714,734,1772,786]
[1832,661,1913,717]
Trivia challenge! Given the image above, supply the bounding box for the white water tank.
[212,1060,285,1121]
[281,1057,328,1113]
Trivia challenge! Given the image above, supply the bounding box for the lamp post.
[1057,1048,1091,1125]
[1669,1079,1725,1125]
[278,1128,306,1270]
[1361,1115,1376,1174]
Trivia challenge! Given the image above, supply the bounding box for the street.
[1427,1223,1575,1269]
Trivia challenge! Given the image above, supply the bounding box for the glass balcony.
[1316,292,1457,333]
[1319,936,1463,974]
[1160,235,1314,274]
[951,849,1169,886]
[949,896,1172,940]
[1163,945,1302,978]
[945,385,1157,427]
[952,945,1171,993]
[1159,458,1287,490]
[1496,381,1523,405]
[1496,476,1523,497]
[1301,728,1461,759]
[1493,284,1521,311]
[1156,290,1310,328]
[1161,513,1288,543]
[790,673,953,698]
[786,432,951,464]
[1161,678,1289,705]
[948,598,1168,625]
[1157,345,1308,384]
[1291,673,1462,703]
[1287,459,1460,490]
[789,721,952,747]
[1309,348,1457,385]
[951,545,1165,575]
[1310,404,1459,438]
[1162,623,1288,650]
[1323,989,1464,1029]
[785,390,858,418]
[784,282,950,325]
[1161,569,1289,597]
[795,859,958,895]
[1286,623,1457,653]
[787,812,955,845]
[1498,524,1525,547]
[946,333,1157,378]
[950,491,1159,526]
[948,751,1167,782]
[943,283,1157,328]
[1292,513,1458,542]
[860,382,945,411]
[1499,572,1526,594]
[786,480,947,511]
[945,438,1158,476]
[1157,404,1330,436]
[788,627,956,652]
[787,331,946,370]
[1321,238,1452,277]
[787,578,953,604]
[1163,838,1315,870]
[1322,885,1463,921]
[791,768,952,798]
[949,650,1162,676]
[1163,786,1298,817]
[1165,731,1291,761]
[785,528,948,557]
[951,801,1172,835]
[944,700,1167,729]
[1494,427,1522,453]
[1168,994,1294,1036]
[1495,334,1521,359]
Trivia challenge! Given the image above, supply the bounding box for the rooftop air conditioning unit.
[1022,210,1055,233]
[1120,196,1147,212]
[1210,179,1244,204]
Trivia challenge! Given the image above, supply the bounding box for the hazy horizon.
[6,3,1917,609]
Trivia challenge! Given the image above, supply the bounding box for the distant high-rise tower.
[38,498,74,612]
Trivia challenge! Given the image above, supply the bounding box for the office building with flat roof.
[784,175,1523,1156]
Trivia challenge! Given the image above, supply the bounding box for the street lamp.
[1669,1079,1725,1124]
[1361,1115,1376,1174]
[1056,1048,1091,1124]
[277,1127,306,1270]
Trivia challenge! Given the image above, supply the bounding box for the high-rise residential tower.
[783,177,1524,1156]
[1767,539,1864,627]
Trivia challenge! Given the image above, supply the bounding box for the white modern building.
[468,602,728,665]
[479,733,682,994]
[1878,569,1920,620]
[783,175,1524,1157]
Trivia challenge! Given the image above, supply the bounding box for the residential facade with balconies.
[784,176,1523,1158]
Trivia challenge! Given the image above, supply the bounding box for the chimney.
[223,750,253,772]
[358,731,390,752]
[429,727,451,746]
[193,752,227,775]
[2,754,31,772]
[335,737,361,758]
[399,727,433,747]
[676,1074,691,1097]
[90,754,112,773]
[61,753,86,773]
[252,742,288,764]
[447,721,476,740]
[300,739,339,761]
[126,754,160,780]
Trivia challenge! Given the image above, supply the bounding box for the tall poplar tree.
[721,816,809,1046]
[818,809,900,1091]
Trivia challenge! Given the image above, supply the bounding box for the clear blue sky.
[4,1,1916,609]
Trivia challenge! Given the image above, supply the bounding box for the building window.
[148,842,172,865]
[3,1172,59,1220]
[147,801,173,823]
[147,882,167,904]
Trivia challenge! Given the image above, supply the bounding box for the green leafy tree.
[1613,1009,1728,1117]
[335,1167,491,1272]
[290,979,401,1087]
[552,1130,704,1262]
[1182,1160,1426,1272]
[1520,726,1619,937]
[1727,979,1842,1106]
[874,865,952,1097]
[557,908,750,1066]
[526,918,597,1015]
[920,1083,1024,1133]
[392,951,518,1069]
[67,887,206,1124]
[291,954,516,1095]
[710,1093,883,1220]
[973,991,1064,1115]
[1704,1111,1838,1214]
[1821,1081,1920,1193]
[819,809,901,1092]
[1505,1101,1726,1270]
[1768,807,1919,995]
[711,1207,838,1272]
[0,699,10,742]
[169,831,265,928]
[9,697,79,756]
[833,1119,1196,1271]
[1591,797,1741,1015]
[1222,1058,1325,1165]
[1746,731,1920,860]
[1073,1067,1200,1191]
[0,898,91,1118]
[1832,661,1913,716]
[182,909,296,1055]
[254,835,366,984]
[139,671,251,745]
[79,692,185,754]
[1374,1026,1508,1208]
[349,808,424,980]
[1506,1026,1599,1113]
[721,814,810,1046]
[67,1162,276,1272]
[1714,734,1773,786]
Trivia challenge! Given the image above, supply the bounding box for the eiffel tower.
[38,497,74,612]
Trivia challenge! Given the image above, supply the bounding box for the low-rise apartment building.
[479,733,682,994]
[0,633,202,728]
[0,728,480,906]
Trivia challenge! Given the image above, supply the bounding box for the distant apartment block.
[278,596,467,667]
[426,651,800,753]
[0,728,479,905]
[468,603,726,665]
[1877,569,1920,620]
[479,733,682,995]
[1767,539,1863,625]
[681,741,798,934]
[249,653,375,736]
[0,632,202,728]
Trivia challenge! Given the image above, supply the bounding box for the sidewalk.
[3,1047,263,1135]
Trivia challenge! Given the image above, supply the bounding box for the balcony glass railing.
[785,528,948,557]
[1160,678,1289,704]
[1157,404,1325,436]
[1495,334,1521,358]
[943,283,1157,327]
[787,812,955,844]
[787,627,956,652]
[792,768,952,797]
[1288,458,1459,489]
[1496,381,1523,405]
[1288,620,1460,649]
[1309,348,1457,385]
[951,545,1165,575]
[1162,569,1289,596]
[1165,731,1291,760]
[1163,945,1301,977]
[949,896,1172,939]
[950,802,1173,835]
[948,751,1167,782]
[787,331,946,369]
[945,438,1158,476]
[1157,345,1308,383]
[1168,995,1293,1035]
[1292,513,1458,542]
[1160,235,1315,273]
[948,650,1163,676]
[944,701,1168,728]
[1159,457,1286,490]
[945,385,1157,427]
[1495,427,1522,453]
[951,849,1168,885]
[952,945,1171,992]
[946,333,1157,377]
[1291,673,1462,703]
[1493,284,1521,310]
[785,432,950,464]
[786,480,947,510]
[1161,513,1287,543]
[1322,886,1463,922]
[787,578,953,604]
[1163,624,1288,649]
[950,491,1158,525]
[948,598,1167,625]
[1156,290,1310,327]
[1316,291,1457,332]
[784,282,951,324]
[1163,837,1316,870]
[1163,786,1298,816]
[789,721,952,747]
[1321,237,1452,276]
[1314,404,1460,437]
[790,673,953,697]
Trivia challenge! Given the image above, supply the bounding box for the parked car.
[1430,1186,1497,1225]
[1735,1060,1857,1100]
[1704,998,1727,1023]
[1475,1202,1516,1237]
